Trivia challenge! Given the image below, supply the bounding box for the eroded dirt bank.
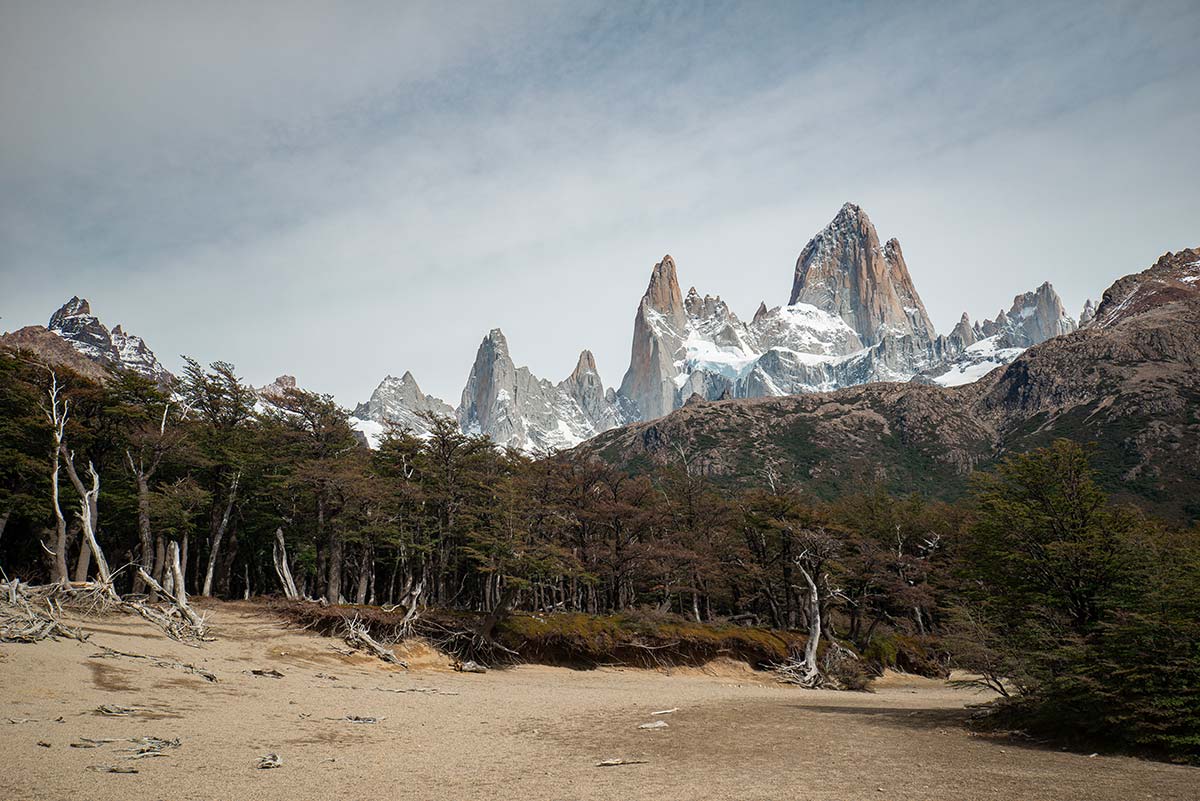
[1,601,1195,801]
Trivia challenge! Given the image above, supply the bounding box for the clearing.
[0,601,1195,801]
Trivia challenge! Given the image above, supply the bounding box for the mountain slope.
[0,297,171,383]
[581,248,1200,522]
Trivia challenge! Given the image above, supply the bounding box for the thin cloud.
[2,1,1198,405]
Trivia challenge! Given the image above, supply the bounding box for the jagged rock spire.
[643,255,687,331]
[1079,298,1097,327]
[1002,282,1076,347]
[618,255,690,421]
[789,203,935,346]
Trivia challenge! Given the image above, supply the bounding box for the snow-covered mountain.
[921,281,1078,387]
[350,202,1082,451]
[45,297,172,382]
[456,329,627,452]
[6,203,1085,453]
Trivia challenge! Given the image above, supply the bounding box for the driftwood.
[342,615,407,667]
[0,580,91,644]
[596,758,649,767]
[87,764,138,774]
[90,645,217,683]
[134,541,206,642]
[250,668,284,679]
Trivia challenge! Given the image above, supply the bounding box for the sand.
[1,600,1195,801]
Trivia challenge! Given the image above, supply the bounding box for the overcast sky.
[2,1,1198,405]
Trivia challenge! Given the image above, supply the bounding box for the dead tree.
[40,372,71,584]
[136,541,206,640]
[202,471,240,597]
[272,527,300,600]
[60,452,113,594]
[126,402,175,597]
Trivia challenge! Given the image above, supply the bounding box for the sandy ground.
[0,601,1196,801]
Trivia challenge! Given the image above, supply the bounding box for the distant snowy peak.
[47,296,171,382]
[1079,298,1097,327]
[352,371,454,438]
[928,336,1025,387]
[1001,282,1077,347]
[458,329,626,452]
[921,282,1076,386]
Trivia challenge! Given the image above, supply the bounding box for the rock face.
[48,297,115,363]
[0,325,113,383]
[790,203,935,347]
[1000,282,1077,347]
[457,329,627,452]
[920,282,1077,388]
[48,297,171,381]
[351,201,1092,451]
[611,203,974,414]
[581,246,1200,523]
[617,256,689,421]
[0,296,171,383]
[1079,299,1097,327]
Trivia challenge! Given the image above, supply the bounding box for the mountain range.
[354,202,1085,448]
[581,246,1200,522]
[2,202,1101,452]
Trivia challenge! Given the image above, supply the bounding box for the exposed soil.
[1,600,1195,801]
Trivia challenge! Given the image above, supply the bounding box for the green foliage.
[951,441,1200,763]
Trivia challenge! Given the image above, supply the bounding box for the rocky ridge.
[580,247,1200,522]
[0,297,171,384]
[3,203,1092,455]
[357,202,1082,451]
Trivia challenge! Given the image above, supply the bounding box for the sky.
[2,0,1198,406]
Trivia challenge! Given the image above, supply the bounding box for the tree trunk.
[181,532,189,593]
[43,375,71,584]
[324,502,343,605]
[355,545,371,606]
[73,539,92,583]
[202,471,239,597]
[272,527,300,600]
[61,454,110,591]
[797,561,822,684]
[478,583,518,642]
[132,473,154,597]
[153,535,166,586]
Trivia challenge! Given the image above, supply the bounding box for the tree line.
[0,353,1196,762]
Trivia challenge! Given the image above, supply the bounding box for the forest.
[0,353,1197,764]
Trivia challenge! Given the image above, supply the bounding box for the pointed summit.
[1079,298,1097,327]
[642,255,687,330]
[569,349,598,380]
[789,204,935,346]
[619,255,693,421]
[49,296,92,327]
[753,301,769,324]
[1003,282,1076,346]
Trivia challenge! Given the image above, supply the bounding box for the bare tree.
[39,372,70,584]
[126,400,180,596]
[272,527,300,600]
[60,451,113,593]
[202,470,240,597]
